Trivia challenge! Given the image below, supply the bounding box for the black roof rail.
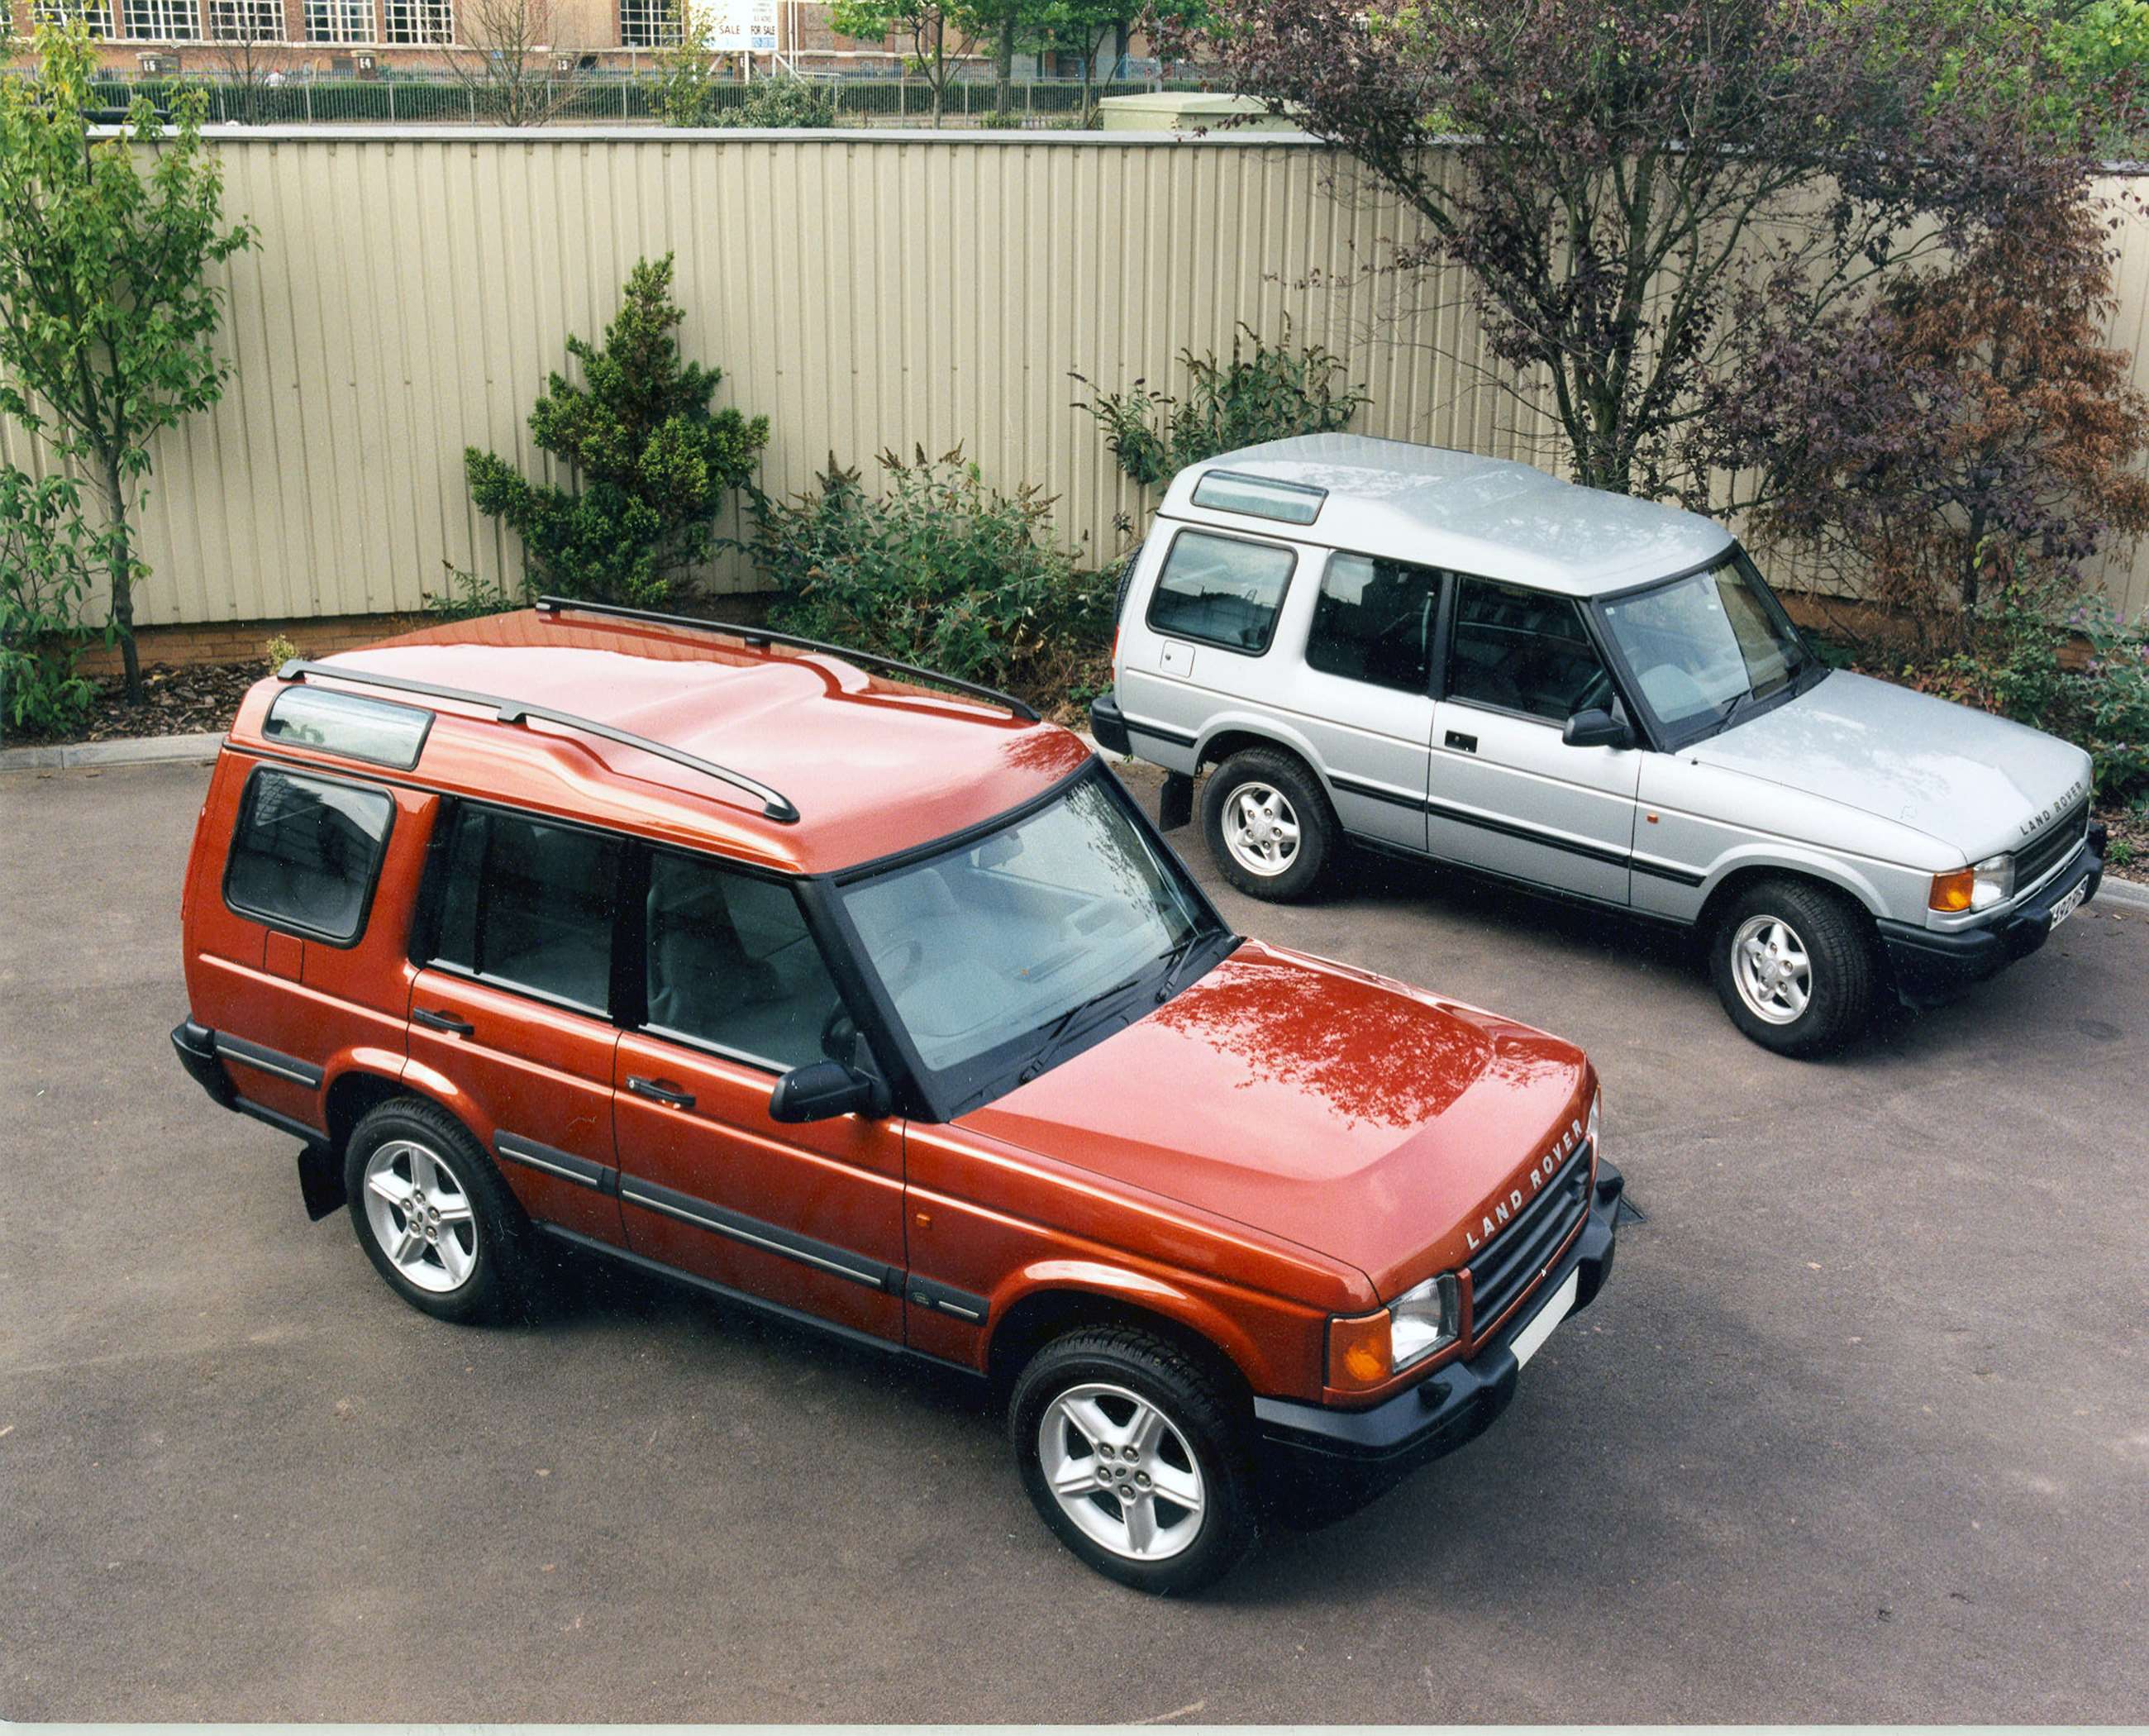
[276,661,800,824]
[532,594,1043,723]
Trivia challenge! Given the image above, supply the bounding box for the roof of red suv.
[226,606,1093,875]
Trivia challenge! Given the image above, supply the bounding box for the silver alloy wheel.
[1222,781,1300,879]
[1731,913,1813,1025]
[1036,1381,1207,1562]
[362,1138,478,1295]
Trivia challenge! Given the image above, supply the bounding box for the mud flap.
[1157,770,1194,832]
[297,1143,345,1222]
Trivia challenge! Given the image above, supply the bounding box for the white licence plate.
[1509,1267,1582,1370]
[2051,878,2089,928]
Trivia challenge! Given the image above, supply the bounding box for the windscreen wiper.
[1018,974,1146,1084]
[1151,929,1215,1004]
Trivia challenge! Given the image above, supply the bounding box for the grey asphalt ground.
[3,756,2146,1722]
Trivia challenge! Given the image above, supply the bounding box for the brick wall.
[77,613,431,677]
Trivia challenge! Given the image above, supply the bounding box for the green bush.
[1912,578,2149,804]
[747,446,1113,707]
[465,254,767,608]
[710,74,838,128]
[0,469,109,738]
[1073,317,1370,489]
[423,561,527,622]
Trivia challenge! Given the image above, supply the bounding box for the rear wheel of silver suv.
[1201,747,1335,901]
[1710,876,1879,1056]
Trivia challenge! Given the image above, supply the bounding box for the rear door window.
[1305,553,1442,693]
[1146,530,1297,655]
[428,805,621,1012]
[223,767,395,945]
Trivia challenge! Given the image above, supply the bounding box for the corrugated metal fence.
[3,128,2147,627]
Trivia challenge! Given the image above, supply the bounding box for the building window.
[122,0,201,36]
[303,0,374,40]
[619,0,679,46]
[207,0,285,36]
[383,0,450,41]
[34,0,117,36]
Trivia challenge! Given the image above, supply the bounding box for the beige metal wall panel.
[2,131,2144,628]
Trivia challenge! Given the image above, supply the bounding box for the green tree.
[830,0,979,124]
[652,0,724,126]
[465,254,769,607]
[0,20,255,699]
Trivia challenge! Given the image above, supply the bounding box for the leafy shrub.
[1904,576,2149,803]
[0,469,109,738]
[709,73,837,129]
[1073,318,1370,489]
[424,561,527,621]
[747,446,1113,707]
[262,633,302,669]
[465,254,768,608]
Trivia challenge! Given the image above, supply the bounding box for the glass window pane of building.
[303,0,374,40]
[206,0,286,36]
[124,0,202,38]
[383,0,450,41]
[34,0,117,36]
[619,0,680,45]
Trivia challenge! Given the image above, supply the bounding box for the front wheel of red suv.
[344,1097,531,1325]
[1010,1327,1261,1594]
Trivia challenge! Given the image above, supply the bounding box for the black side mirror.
[769,1059,879,1124]
[1562,705,1633,750]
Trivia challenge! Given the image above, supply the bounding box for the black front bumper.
[1875,827,2104,1008]
[1252,1160,1624,1523]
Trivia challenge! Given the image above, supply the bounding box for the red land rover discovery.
[171,599,1624,1592]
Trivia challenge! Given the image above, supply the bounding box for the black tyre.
[1709,875,1880,1056]
[343,1096,531,1324]
[1010,1326,1261,1595]
[1201,747,1336,901]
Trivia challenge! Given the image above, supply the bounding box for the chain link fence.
[74,72,1201,127]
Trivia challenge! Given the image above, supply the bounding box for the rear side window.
[1305,553,1441,694]
[223,768,395,945]
[1146,531,1296,655]
[428,806,620,1012]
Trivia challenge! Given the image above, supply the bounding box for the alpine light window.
[303,0,374,39]
[619,0,679,45]
[1189,470,1327,527]
[384,0,451,41]
[124,0,202,38]
[264,685,432,770]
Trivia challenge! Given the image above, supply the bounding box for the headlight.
[1389,1272,1460,1370]
[1327,1273,1459,1392]
[1929,853,2015,913]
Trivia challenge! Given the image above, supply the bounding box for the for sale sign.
[712,0,777,51]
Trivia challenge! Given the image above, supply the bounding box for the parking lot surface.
[4,756,2146,1722]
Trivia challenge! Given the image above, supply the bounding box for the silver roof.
[1160,434,1735,596]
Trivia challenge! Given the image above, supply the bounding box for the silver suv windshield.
[839,775,1217,1089]
[1600,550,1816,737]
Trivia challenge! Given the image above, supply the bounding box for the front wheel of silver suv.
[1709,876,1879,1056]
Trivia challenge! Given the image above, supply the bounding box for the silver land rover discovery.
[1090,434,2106,1055]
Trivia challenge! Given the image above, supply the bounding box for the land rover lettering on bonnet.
[1092,433,2106,1056]
[171,598,1623,1593]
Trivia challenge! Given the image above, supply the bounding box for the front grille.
[1464,1143,1592,1343]
[2016,798,2090,892]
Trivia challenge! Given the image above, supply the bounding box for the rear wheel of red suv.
[344,1097,530,1325]
[1010,1326,1260,1594]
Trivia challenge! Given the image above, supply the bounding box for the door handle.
[627,1075,696,1110]
[412,1008,474,1036]
[1445,730,1478,754]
